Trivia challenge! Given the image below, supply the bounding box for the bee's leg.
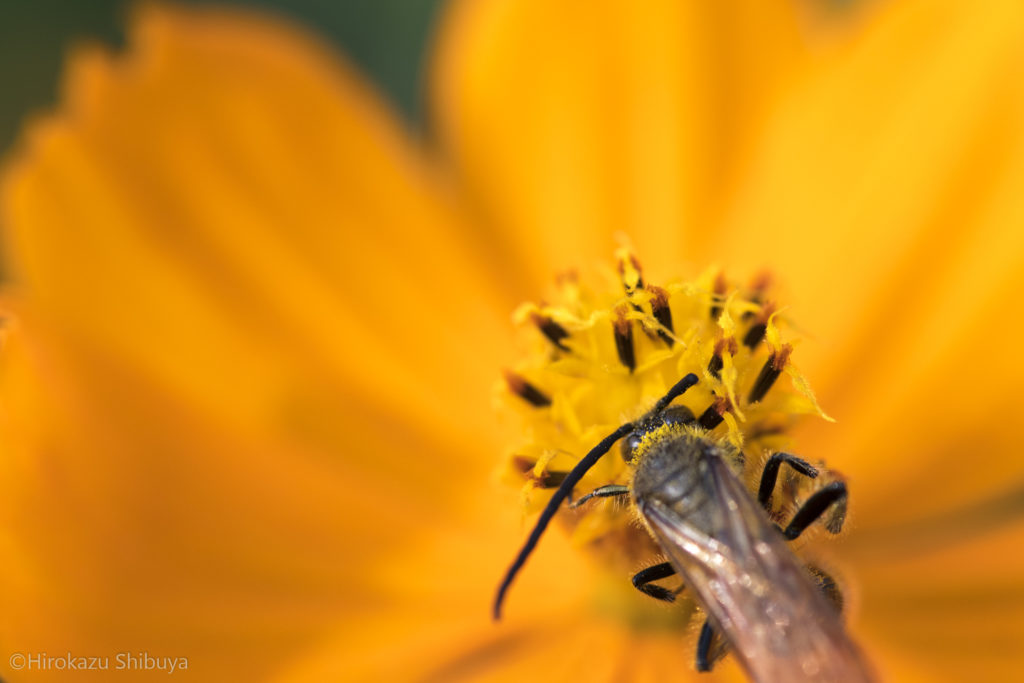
[782,481,848,539]
[806,564,844,613]
[695,619,729,672]
[631,562,680,602]
[756,452,819,509]
[569,484,630,508]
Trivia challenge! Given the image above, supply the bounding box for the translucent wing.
[637,454,874,683]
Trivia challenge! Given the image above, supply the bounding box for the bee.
[493,373,874,682]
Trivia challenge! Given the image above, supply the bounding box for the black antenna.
[493,372,698,620]
[652,372,700,414]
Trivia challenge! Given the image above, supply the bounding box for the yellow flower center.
[498,249,834,625]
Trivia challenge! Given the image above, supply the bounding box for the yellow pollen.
[629,422,688,461]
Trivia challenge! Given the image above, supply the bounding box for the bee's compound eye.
[661,405,696,426]
[620,432,643,462]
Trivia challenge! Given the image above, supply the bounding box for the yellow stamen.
[498,252,833,616]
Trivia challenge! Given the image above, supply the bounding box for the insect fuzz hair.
[627,422,743,536]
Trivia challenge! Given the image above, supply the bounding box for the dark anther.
[646,285,675,347]
[511,456,534,474]
[698,406,723,430]
[555,269,579,288]
[534,471,569,489]
[746,421,787,440]
[742,271,773,321]
[748,344,792,404]
[618,252,645,294]
[707,353,724,379]
[707,337,737,379]
[742,302,776,349]
[710,272,728,321]
[698,397,730,430]
[503,370,552,407]
[613,307,636,372]
[530,312,571,351]
[742,322,767,349]
[618,255,663,347]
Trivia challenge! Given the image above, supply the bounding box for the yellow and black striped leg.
[570,484,630,508]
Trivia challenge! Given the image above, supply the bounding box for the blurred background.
[0,0,444,155]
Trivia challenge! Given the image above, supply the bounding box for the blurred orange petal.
[705,0,1024,514]
[3,4,516,466]
[0,305,367,679]
[432,0,816,282]
[0,4,515,680]
[854,518,1024,680]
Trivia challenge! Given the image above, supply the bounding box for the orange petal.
[431,0,816,284]
[0,294,527,678]
[269,471,599,681]
[850,519,1024,681]
[1,4,515,468]
[0,310,427,680]
[0,5,523,680]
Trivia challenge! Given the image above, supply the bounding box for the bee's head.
[620,404,696,463]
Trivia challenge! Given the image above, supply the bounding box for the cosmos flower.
[1,1,1023,681]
